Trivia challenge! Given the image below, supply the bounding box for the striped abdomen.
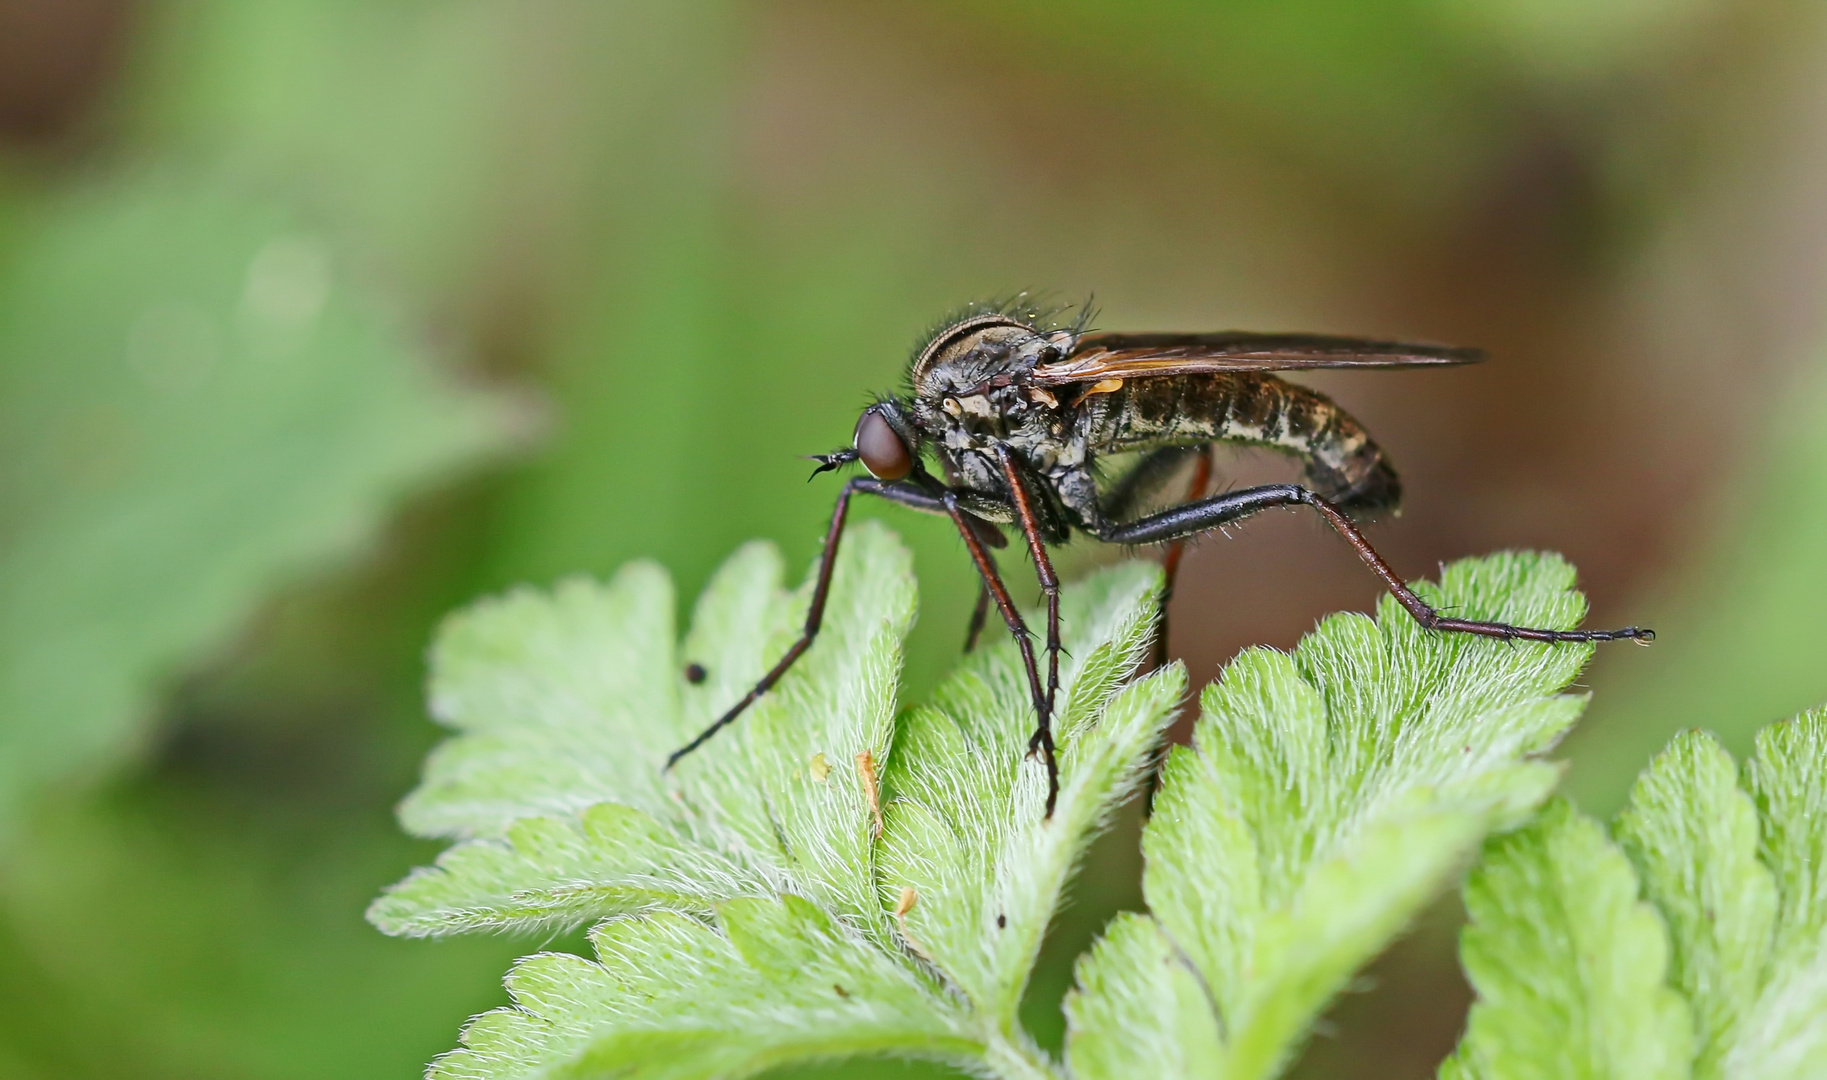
[1077,372,1400,516]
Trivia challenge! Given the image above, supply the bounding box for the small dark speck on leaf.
[833,984,849,997]
[996,914,1006,929]
[685,662,707,684]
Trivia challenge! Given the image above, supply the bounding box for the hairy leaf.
[1063,911,1221,1080]
[875,562,1180,1031]
[432,896,976,1080]
[1067,552,1599,1080]
[1445,799,1692,1080]
[375,524,915,939]
[376,529,1176,1079]
[1726,709,1827,1080]
[1613,730,1775,1079]
[1448,708,1827,1080]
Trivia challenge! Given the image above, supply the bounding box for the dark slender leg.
[964,580,992,653]
[927,477,1061,817]
[1153,447,1214,670]
[994,447,1063,783]
[668,476,953,768]
[1100,483,1654,645]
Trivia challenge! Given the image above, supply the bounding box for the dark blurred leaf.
[0,170,525,823]
[0,781,527,1080]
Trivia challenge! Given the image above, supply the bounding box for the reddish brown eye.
[855,410,912,480]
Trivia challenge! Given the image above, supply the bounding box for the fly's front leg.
[924,473,1061,818]
[667,476,947,769]
[1098,483,1655,646]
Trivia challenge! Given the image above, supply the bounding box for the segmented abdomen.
[1078,373,1400,515]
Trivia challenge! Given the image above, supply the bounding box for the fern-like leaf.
[875,561,1179,1034]
[372,526,1180,1078]
[1065,552,1600,1080]
[1446,708,1827,1080]
[1445,798,1693,1080]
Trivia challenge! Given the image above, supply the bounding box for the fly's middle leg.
[992,446,1066,816]
[929,472,1061,818]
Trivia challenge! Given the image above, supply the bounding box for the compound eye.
[855,410,912,481]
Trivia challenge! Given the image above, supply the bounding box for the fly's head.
[808,399,922,483]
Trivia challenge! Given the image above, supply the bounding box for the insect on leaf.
[375,527,1177,1079]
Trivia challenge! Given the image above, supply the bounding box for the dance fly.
[667,300,1652,815]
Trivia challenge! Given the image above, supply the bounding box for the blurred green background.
[2,1,1825,1077]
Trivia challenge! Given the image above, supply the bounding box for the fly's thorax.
[911,377,1067,456]
[941,445,1005,500]
[908,315,1075,398]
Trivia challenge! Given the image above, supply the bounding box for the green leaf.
[368,802,751,936]
[1062,911,1221,1080]
[1447,708,1827,1080]
[1446,799,1692,1080]
[377,531,1177,1078]
[435,896,977,1080]
[1065,552,1599,1080]
[376,523,916,940]
[1726,709,1827,1080]
[1613,730,1776,1080]
[875,562,1181,1030]
[0,171,522,824]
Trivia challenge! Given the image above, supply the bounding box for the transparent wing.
[1029,331,1484,386]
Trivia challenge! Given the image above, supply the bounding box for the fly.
[666,300,1653,816]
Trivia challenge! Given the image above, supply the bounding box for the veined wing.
[1030,331,1484,386]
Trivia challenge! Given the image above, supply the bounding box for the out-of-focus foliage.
[1445,799,1692,1080]
[1570,360,1827,814]
[0,171,522,823]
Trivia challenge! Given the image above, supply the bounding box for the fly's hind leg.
[1155,447,1214,669]
[1096,483,1654,646]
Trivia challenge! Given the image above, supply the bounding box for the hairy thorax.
[907,316,1083,501]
